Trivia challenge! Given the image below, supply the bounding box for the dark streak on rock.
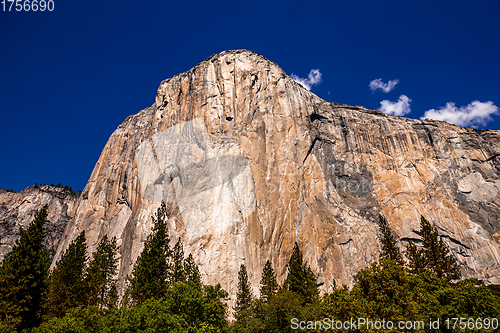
[303,137,320,164]
[309,114,329,122]
[338,239,353,246]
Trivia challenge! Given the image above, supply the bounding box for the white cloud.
[421,101,499,127]
[291,69,322,91]
[369,78,399,93]
[378,95,412,116]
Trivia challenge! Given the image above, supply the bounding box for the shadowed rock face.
[0,186,79,261]
[52,50,500,303]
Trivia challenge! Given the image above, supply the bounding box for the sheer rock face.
[53,50,500,302]
[0,186,78,261]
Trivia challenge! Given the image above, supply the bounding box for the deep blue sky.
[1,0,499,192]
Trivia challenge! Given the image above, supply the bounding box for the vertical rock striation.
[53,50,500,304]
[0,186,79,261]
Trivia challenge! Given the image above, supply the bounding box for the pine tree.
[86,234,119,308]
[0,205,51,331]
[184,253,201,283]
[420,216,461,281]
[234,264,253,319]
[406,241,426,274]
[126,202,171,304]
[171,239,186,283]
[406,216,461,281]
[259,260,278,302]
[378,215,404,265]
[105,282,119,310]
[283,242,319,304]
[44,230,88,319]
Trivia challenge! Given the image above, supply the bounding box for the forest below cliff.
[0,204,498,333]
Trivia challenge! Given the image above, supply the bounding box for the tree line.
[33,183,82,196]
[0,204,498,332]
[229,215,499,333]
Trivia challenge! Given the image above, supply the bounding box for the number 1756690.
[2,0,54,11]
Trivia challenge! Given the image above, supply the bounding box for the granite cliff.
[0,185,79,261]
[52,50,500,302]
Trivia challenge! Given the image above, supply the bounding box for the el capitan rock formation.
[49,50,500,302]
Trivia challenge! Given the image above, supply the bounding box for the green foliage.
[171,239,186,283]
[231,290,322,333]
[377,215,404,265]
[184,253,201,283]
[116,298,187,333]
[407,216,461,281]
[407,241,427,274]
[259,260,278,302]
[262,291,322,333]
[166,281,228,331]
[283,242,319,304]
[235,264,253,319]
[322,215,495,332]
[0,315,20,333]
[34,306,109,333]
[126,202,172,304]
[487,284,500,304]
[438,279,499,321]
[320,215,497,332]
[323,264,499,332]
[105,284,119,311]
[232,246,322,332]
[137,282,228,333]
[1,205,497,333]
[86,235,119,308]
[43,233,118,322]
[322,284,364,323]
[44,231,88,319]
[35,281,229,333]
[0,205,51,331]
[353,260,441,323]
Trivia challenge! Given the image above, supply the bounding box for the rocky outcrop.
[0,186,79,261]
[53,50,500,304]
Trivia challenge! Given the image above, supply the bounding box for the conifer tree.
[420,216,461,281]
[235,264,253,319]
[283,242,319,304]
[172,239,186,283]
[406,241,427,274]
[44,230,88,319]
[184,253,201,283]
[126,202,171,304]
[0,205,51,331]
[86,234,119,308]
[259,260,278,302]
[378,215,404,265]
[105,283,119,310]
[407,216,461,281]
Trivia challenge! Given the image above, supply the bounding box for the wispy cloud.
[421,101,499,127]
[369,78,399,93]
[378,95,412,116]
[291,69,322,91]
